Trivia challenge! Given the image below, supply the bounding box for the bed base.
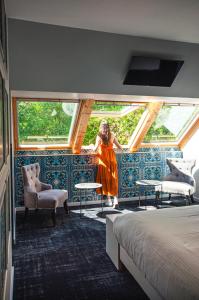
[106,214,162,300]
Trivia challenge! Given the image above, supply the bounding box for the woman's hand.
[89,144,96,153]
[113,136,123,151]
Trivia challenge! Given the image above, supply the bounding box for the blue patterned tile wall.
[14,147,182,207]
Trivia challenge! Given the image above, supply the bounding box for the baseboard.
[10,267,14,300]
[15,194,164,211]
[2,232,14,300]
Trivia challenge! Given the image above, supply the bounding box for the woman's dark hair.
[98,121,111,145]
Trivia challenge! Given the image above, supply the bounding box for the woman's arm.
[93,135,101,152]
[113,136,123,150]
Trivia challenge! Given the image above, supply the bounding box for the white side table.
[75,182,102,216]
[135,180,162,208]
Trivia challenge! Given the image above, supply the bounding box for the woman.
[93,120,122,208]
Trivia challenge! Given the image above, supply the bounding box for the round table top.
[75,182,102,189]
[136,180,162,186]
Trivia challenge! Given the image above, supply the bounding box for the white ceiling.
[6,0,199,44]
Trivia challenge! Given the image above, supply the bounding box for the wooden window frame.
[129,102,163,152]
[178,113,199,149]
[13,97,199,153]
[72,99,95,154]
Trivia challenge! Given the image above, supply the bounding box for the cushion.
[165,159,196,186]
[155,181,195,196]
[37,189,68,209]
[22,163,43,192]
[166,158,196,175]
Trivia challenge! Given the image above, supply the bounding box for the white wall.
[8,19,199,98]
[183,129,199,200]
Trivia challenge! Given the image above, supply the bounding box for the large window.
[13,98,199,152]
[83,101,146,146]
[144,105,199,143]
[16,99,79,148]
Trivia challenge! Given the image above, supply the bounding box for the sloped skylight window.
[144,105,199,143]
[17,100,79,147]
[83,101,146,146]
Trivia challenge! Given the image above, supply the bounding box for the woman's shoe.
[113,196,119,209]
[105,197,113,207]
[105,200,113,207]
[112,203,119,209]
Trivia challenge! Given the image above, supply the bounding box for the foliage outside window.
[144,105,199,143]
[83,102,145,145]
[17,100,78,146]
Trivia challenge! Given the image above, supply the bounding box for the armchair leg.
[190,194,194,204]
[64,200,69,214]
[155,191,160,208]
[186,196,191,206]
[51,209,56,226]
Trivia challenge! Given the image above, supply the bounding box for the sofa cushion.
[155,181,195,196]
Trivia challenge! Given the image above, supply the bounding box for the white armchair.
[22,163,68,225]
[156,158,196,205]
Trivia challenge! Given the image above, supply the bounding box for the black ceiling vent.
[123,56,184,87]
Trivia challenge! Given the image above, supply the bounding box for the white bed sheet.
[113,205,199,300]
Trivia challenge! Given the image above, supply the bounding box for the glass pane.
[144,105,199,143]
[83,102,145,145]
[17,101,78,146]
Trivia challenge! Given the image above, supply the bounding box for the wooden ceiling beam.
[179,115,199,149]
[72,99,94,154]
[129,102,162,152]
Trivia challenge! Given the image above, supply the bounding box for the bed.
[106,206,199,300]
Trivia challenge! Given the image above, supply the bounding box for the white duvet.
[113,205,199,300]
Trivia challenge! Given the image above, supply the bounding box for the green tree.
[83,107,145,145]
[18,101,73,144]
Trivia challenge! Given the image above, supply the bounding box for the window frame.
[13,97,199,153]
[13,97,80,151]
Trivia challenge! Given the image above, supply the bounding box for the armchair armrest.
[40,182,52,191]
[24,186,39,208]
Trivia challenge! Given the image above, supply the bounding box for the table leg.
[138,185,141,207]
[101,194,103,212]
[80,189,82,217]
[160,185,162,206]
[155,185,162,208]
[145,188,147,210]
[155,190,159,208]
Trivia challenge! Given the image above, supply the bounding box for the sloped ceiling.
[7,1,199,100]
[6,0,199,44]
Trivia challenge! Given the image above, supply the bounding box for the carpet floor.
[13,198,192,300]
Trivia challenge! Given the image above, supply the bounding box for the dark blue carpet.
[13,204,150,300]
[13,198,193,300]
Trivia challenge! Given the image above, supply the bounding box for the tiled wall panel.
[15,148,182,207]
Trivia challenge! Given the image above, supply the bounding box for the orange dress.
[96,134,118,196]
